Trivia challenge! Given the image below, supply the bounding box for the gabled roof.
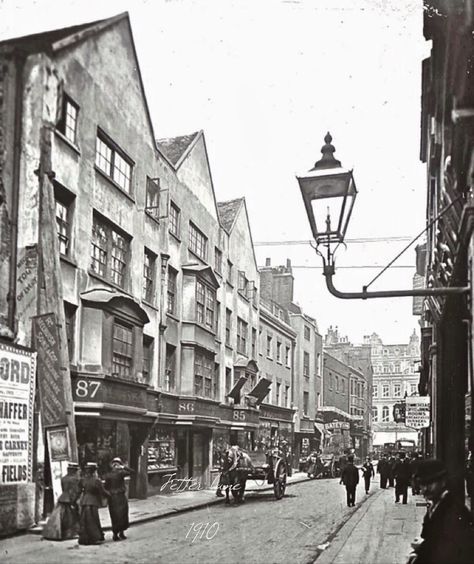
[0,13,167,167]
[0,12,128,53]
[217,198,244,234]
[157,131,200,169]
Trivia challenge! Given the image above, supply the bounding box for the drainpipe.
[7,49,26,336]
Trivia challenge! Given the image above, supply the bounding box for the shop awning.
[248,377,272,405]
[227,376,247,401]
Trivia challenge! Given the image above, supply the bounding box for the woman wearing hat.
[42,462,81,540]
[78,462,110,545]
[103,457,133,541]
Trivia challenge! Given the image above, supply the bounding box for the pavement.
[29,470,312,534]
[314,487,427,564]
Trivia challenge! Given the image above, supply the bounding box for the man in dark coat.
[408,459,474,564]
[104,457,133,541]
[388,454,396,487]
[410,452,422,495]
[42,462,81,540]
[377,454,389,489]
[394,451,412,504]
[340,454,359,507]
[362,457,375,494]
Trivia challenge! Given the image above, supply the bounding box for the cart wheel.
[273,459,287,500]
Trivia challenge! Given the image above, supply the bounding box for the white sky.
[1,0,430,345]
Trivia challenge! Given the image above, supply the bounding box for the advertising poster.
[32,313,68,429]
[405,396,431,429]
[0,341,37,485]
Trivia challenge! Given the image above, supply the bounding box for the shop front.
[295,418,320,470]
[258,405,294,470]
[73,373,158,499]
[158,396,224,491]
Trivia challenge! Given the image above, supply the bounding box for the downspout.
[7,49,26,335]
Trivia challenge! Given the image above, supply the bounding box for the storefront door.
[191,430,209,485]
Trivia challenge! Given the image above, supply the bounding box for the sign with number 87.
[75,379,101,399]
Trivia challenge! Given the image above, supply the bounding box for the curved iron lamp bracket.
[322,262,469,300]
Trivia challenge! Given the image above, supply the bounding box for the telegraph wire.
[259,265,415,270]
[254,236,412,246]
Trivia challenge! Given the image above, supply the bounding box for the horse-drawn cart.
[246,448,288,499]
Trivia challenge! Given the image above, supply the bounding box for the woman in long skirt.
[78,462,110,545]
[104,457,133,541]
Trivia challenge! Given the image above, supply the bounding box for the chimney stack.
[265,258,271,267]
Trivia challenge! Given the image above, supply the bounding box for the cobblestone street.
[0,479,423,564]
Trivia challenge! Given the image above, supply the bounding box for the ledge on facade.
[80,287,150,324]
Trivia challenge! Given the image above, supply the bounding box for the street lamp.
[296,133,470,300]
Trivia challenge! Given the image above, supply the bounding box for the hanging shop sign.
[326,421,350,431]
[405,396,430,429]
[32,313,68,428]
[0,341,36,485]
[393,402,406,423]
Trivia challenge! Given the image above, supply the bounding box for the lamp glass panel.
[310,195,345,237]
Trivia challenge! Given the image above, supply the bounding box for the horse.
[218,448,252,505]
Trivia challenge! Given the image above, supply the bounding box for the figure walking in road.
[377,454,389,489]
[42,462,81,540]
[104,457,133,541]
[362,456,375,494]
[394,451,411,504]
[78,462,110,546]
[407,459,474,564]
[340,454,359,507]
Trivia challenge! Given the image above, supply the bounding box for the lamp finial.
[312,132,342,170]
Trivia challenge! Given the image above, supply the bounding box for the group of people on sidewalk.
[339,451,436,508]
[377,451,422,503]
[42,457,132,545]
[339,453,474,563]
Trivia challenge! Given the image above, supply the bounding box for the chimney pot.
[286,258,291,268]
[265,258,271,266]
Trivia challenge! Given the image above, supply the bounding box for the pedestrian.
[42,462,81,540]
[362,456,375,494]
[377,454,389,489]
[78,462,110,546]
[410,452,422,495]
[394,451,411,504]
[407,459,474,564]
[388,454,396,487]
[340,454,359,507]
[104,457,133,541]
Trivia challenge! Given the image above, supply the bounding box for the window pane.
[111,231,127,287]
[112,322,133,379]
[113,151,132,193]
[55,200,69,255]
[64,100,78,143]
[96,137,112,175]
[91,220,108,277]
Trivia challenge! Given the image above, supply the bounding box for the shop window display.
[148,429,176,472]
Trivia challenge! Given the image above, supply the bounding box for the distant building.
[260,259,324,462]
[324,326,373,458]
[365,331,420,447]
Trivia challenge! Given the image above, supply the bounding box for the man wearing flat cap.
[408,459,474,564]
